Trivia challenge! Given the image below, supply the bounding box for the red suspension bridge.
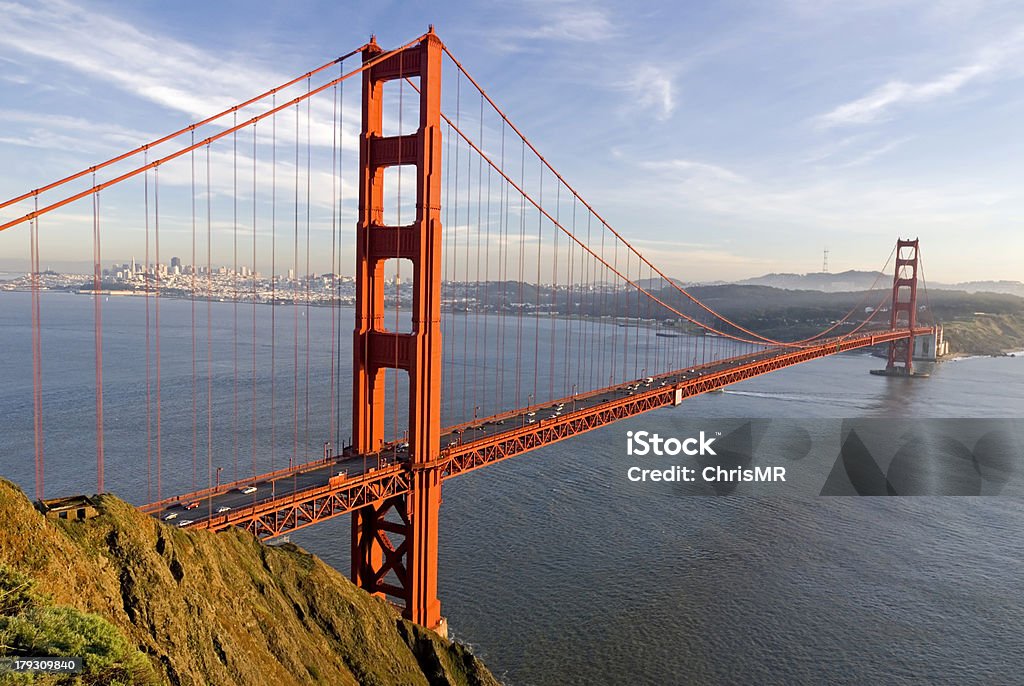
[1,29,935,635]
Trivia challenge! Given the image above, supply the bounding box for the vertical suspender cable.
[335,67,345,451]
[552,185,561,403]
[206,145,214,496]
[233,113,240,483]
[30,203,44,500]
[191,134,198,490]
[495,122,506,413]
[92,176,105,492]
[144,161,152,502]
[270,95,277,472]
[516,138,525,408]
[305,77,312,457]
[252,121,259,480]
[472,92,484,420]
[533,162,542,404]
[154,166,162,500]
[293,101,300,469]
[329,79,338,453]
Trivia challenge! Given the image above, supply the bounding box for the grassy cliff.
[0,479,498,686]
[940,313,1024,356]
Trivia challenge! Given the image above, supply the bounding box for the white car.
[163,512,178,521]
[177,520,194,527]
[216,506,232,514]
[239,486,258,495]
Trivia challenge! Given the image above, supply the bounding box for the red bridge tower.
[351,30,446,634]
[885,238,920,375]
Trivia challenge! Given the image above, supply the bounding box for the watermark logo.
[626,430,718,456]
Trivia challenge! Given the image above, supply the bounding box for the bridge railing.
[138,454,339,513]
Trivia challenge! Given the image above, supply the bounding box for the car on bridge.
[239,486,258,495]
[163,512,178,521]
[216,506,231,514]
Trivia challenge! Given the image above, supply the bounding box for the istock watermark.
[619,418,1023,495]
[625,428,787,484]
[625,430,718,456]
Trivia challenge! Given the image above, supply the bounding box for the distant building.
[170,256,182,271]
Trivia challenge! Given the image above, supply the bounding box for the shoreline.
[6,288,1024,359]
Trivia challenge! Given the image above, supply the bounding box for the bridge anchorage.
[1,26,941,638]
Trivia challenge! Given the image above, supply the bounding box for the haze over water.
[1,293,1022,685]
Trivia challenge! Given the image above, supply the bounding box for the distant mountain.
[726,270,1024,297]
[937,280,1024,298]
[636,276,690,290]
[735,270,886,292]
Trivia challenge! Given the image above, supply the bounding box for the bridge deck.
[142,327,930,538]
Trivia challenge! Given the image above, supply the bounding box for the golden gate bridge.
[0,29,934,635]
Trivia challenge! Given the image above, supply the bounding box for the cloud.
[483,0,618,52]
[817,26,1024,127]
[618,149,1018,247]
[520,1,618,43]
[622,64,677,120]
[0,0,270,119]
[831,137,911,168]
[640,158,745,183]
[0,0,361,151]
[0,109,152,148]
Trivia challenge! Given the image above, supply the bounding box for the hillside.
[734,271,1024,297]
[0,480,498,686]
[736,270,886,292]
[654,285,1024,353]
[940,313,1024,356]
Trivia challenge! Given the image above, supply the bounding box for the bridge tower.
[885,238,919,375]
[351,30,446,634]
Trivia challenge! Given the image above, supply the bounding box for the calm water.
[1,293,1023,685]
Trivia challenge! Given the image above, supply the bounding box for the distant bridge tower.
[885,238,919,375]
[351,30,446,634]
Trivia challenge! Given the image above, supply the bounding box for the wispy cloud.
[519,0,618,43]
[639,158,746,184]
[0,0,360,150]
[817,26,1024,127]
[618,149,1017,247]
[622,64,677,120]
[0,0,276,119]
[0,109,157,161]
[484,0,619,52]
[831,137,911,168]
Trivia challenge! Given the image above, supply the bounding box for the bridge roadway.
[139,327,929,538]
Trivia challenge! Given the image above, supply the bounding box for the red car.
[183,501,200,510]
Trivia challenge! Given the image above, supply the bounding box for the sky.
[0,0,1021,283]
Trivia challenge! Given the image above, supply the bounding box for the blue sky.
[0,0,1021,283]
